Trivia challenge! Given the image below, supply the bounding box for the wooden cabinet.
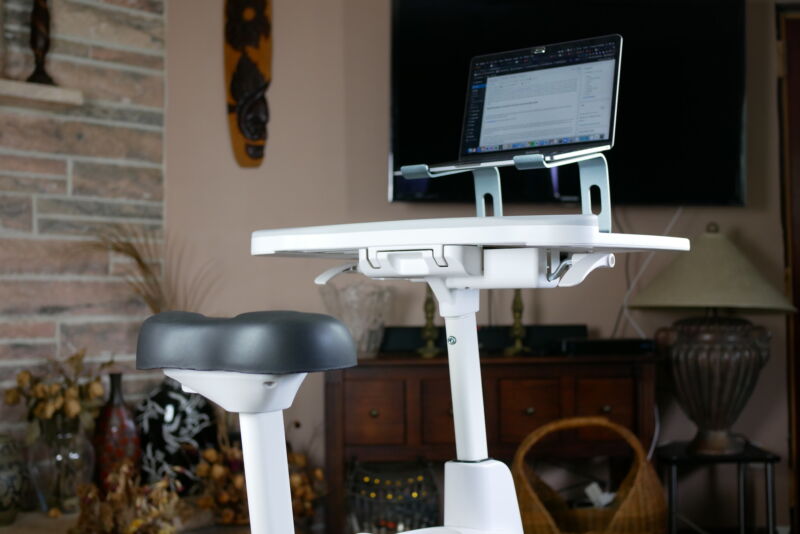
[324,355,656,534]
[343,379,406,445]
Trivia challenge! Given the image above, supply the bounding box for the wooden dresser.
[324,355,657,534]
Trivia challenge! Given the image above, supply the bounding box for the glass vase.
[0,434,23,525]
[28,416,95,513]
[319,280,393,358]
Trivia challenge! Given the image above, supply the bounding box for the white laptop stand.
[172,154,688,534]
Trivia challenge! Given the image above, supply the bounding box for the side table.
[656,441,779,534]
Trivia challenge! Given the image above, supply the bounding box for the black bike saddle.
[137,311,357,375]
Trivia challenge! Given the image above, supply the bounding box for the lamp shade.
[630,224,795,312]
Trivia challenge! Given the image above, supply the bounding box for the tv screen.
[389,0,746,206]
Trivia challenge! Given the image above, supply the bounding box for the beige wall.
[166,0,791,524]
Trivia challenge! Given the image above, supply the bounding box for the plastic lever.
[314,263,357,285]
[557,253,615,287]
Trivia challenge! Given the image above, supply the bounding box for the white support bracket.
[400,164,503,218]
[514,153,612,233]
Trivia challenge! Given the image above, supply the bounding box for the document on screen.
[478,59,615,150]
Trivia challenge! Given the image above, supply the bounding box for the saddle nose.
[136,310,357,375]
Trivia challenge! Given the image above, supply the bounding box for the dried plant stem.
[85,224,216,314]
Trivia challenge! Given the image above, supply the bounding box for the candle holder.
[27,0,55,85]
[504,289,531,356]
[418,286,441,359]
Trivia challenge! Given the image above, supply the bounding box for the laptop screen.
[459,35,622,160]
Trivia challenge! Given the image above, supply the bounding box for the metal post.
[766,462,776,534]
[668,464,678,534]
[443,311,489,461]
[738,463,746,534]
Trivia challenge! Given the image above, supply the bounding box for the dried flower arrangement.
[88,224,215,315]
[194,443,248,525]
[285,421,326,532]
[191,443,326,527]
[3,349,109,443]
[287,448,325,521]
[69,459,184,534]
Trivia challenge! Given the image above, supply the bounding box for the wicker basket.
[511,416,666,534]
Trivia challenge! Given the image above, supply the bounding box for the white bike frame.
[165,155,688,534]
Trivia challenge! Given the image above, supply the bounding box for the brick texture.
[73,161,163,201]
[0,111,162,162]
[60,321,141,357]
[0,239,109,275]
[0,0,165,433]
[0,195,32,232]
[0,322,57,339]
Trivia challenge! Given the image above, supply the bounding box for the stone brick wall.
[0,0,165,431]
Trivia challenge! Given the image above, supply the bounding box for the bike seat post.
[167,369,306,534]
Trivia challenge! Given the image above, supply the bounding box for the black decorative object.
[229,53,269,160]
[135,377,217,494]
[27,0,55,85]
[225,0,269,50]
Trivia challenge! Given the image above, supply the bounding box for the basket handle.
[512,416,648,474]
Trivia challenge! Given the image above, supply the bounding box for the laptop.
[415,34,623,174]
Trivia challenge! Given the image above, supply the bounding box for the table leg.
[738,463,746,534]
[766,463,776,534]
[669,464,678,534]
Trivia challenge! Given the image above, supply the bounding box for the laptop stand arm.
[400,164,503,217]
[399,152,612,232]
[514,153,612,232]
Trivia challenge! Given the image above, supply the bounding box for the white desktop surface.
[251,214,689,257]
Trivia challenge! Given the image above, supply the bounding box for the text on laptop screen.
[461,38,618,157]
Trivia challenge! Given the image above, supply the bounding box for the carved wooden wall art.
[224,0,272,167]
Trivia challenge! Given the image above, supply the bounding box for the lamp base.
[689,429,746,455]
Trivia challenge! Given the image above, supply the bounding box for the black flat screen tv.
[389,0,746,206]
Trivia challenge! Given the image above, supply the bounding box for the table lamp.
[630,222,794,454]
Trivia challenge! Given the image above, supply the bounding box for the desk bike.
[136,155,689,534]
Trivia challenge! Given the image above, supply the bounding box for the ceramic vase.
[93,373,141,489]
[662,316,771,454]
[28,416,94,513]
[0,435,24,525]
[136,377,217,494]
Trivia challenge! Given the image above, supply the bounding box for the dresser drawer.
[421,378,455,444]
[498,378,561,444]
[575,378,634,440]
[344,379,406,445]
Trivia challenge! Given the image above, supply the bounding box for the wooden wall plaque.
[224,0,272,167]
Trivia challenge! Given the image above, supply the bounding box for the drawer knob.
[448,407,454,417]
[369,409,380,418]
[524,407,536,416]
[601,404,612,414]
